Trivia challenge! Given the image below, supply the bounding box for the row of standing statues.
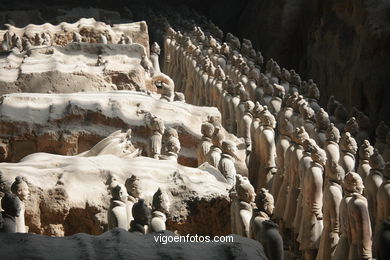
[162,24,390,260]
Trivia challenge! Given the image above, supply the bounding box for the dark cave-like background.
[1,0,389,126]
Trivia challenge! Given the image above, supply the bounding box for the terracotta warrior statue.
[271,118,293,200]
[283,127,309,237]
[10,176,29,233]
[197,122,215,166]
[108,184,131,230]
[365,149,385,233]
[256,107,277,191]
[231,175,255,237]
[250,188,283,260]
[147,115,165,159]
[333,171,357,260]
[150,42,161,73]
[339,132,358,173]
[316,162,344,260]
[129,199,151,234]
[324,123,341,182]
[124,174,142,221]
[150,188,170,232]
[357,140,374,182]
[299,145,326,260]
[295,138,316,245]
[0,192,21,233]
[345,172,372,260]
[160,136,180,162]
[206,127,224,168]
[219,140,238,187]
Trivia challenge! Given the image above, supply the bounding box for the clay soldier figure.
[206,127,224,168]
[365,149,385,233]
[241,101,255,150]
[374,162,390,257]
[150,42,161,73]
[333,172,356,260]
[159,137,180,162]
[295,138,316,244]
[0,192,21,233]
[10,176,30,233]
[250,188,283,260]
[345,172,372,260]
[269,83,285,116]
[283,127,309,237]
[324,123,341,181]
[231,176,255,237]
[316,163,344,260]
[219,140,238,187]
[314,108,330,148]
[129,199,151,234]
[299,145,326,260]
[152,74,175,101]
[339,132,358,173]
[108,184,131,230]
[147,116,165,159]
[357,140,374,182]
[150,188,170,232]
[162,128,179,155]
[256,107,277,191]
[271,118,293,200]
[197,122,215,166]
[125,174,142,222]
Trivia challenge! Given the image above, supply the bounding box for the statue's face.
[17,182,30,201]
[265,198,275,215]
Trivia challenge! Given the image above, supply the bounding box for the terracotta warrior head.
[1,192,21,218]
[327,161,345,183]
[244,100,255,113]
[303,138,317,153]
[255,188,274,216]
[165,137,181,154]
[151,117,165,134]
[235,175,256,203]
[212,127,224,147]
[294,127,310,146]
[315,108,330,130]
[201,122,215,138]
[279,118,294,137]
[260,107,276,129]
[125,175,142,198]
[111,184,128,202]
[326,123,341,143]
[345,117,359,135]
[152,188,170,214]
[358,140,374,160]
[151,42,161,55]
[10,176,29,201]
[340,132,358,154]
[311,145,327,166]
[163,128,179,140]
[132,199,151,226]
[221,140,238,158]
[369,149,385,170]
[343,172,364,194]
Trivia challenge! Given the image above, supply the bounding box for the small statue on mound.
[10,176,29,233]
[129,199,151,234]
[0,192,21,233]
[108,184,131,230]
[197,122,215,166]
[149,188,170,232]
